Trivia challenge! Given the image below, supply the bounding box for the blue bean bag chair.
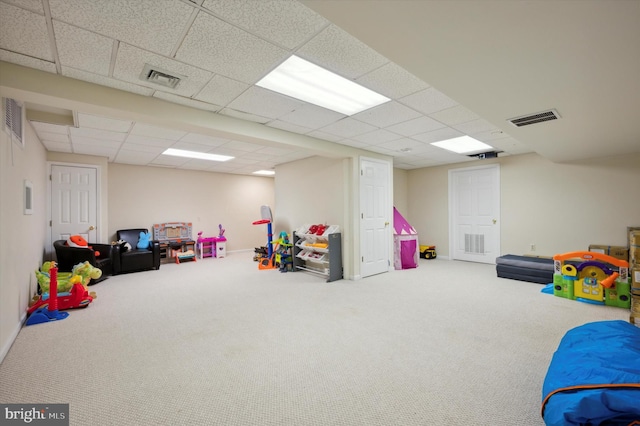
[541,320,640,425]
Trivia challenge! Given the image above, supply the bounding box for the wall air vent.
[140,64,184,89]
[507,109,560,127]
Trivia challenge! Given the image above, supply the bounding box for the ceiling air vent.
[507,109,560,127]
[140,64,184,89]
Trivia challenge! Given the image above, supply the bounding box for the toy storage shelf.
[293,227,342,282]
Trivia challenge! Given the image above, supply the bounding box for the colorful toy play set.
[196,224,227,259]
[552,251,630,308]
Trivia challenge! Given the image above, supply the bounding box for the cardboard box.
[608,246,629,261]
[588,244,629,261]
[632,267,640,296]
[588,244,608,255]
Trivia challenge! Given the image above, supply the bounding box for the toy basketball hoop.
[252,205,273,259]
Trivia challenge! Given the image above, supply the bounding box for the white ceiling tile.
[219,140,264,152]
[376,138,428,153]
[41,141,72,152]
[412,127,464,144]
[364,145,394,155]
[114,150,159,165]
[306,130,344,143]
[150,155,190,167]
[53,20,112,76]
[255,146,295,156]
[71,136,122,147]
[266,120,312,135]
[338,139,370,149]
[0,2,52,60]
[175,12,288,84]
[472,129,511,142]
[169,141,215,152]
[130,123,187,140]
[352,129,401,145]
[3,0,44,14]
[385,116,446,137]
[0,49,56,73]
[193,74,249,106]
[226,157,259,166]
[113,43,214,97]
[488,137,534,154]
[77,113,132,132]
[278,103,346,130]
[72,144,118,160]
[201,0,328,50]
[118,143,165,154]
[453,119,500,135]
[69,127,127,142]
[228,151,275,162]
[48,0,195,56]
[352,101,421,128]
[124,135,176,148]
[30,121,68,134]
[61,66,155,95]
[399,88,459,115]
[297,24,388,79]
[219,108,270,124]
[180,133,229,147]
[429,105,480,126]
[35,131,69,143]
[356,62,429,99]
[226,86,305,120]
[153,91,221,113]
[318,118,377,139]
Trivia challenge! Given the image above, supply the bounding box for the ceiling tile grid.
[1,0,536,174]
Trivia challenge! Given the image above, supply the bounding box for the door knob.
[492,219,497,224]
[89,225,95,230]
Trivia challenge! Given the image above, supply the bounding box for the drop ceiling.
[1,0,637,176]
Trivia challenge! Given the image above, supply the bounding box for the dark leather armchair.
[112,228,160,274]
[53,240,112,285]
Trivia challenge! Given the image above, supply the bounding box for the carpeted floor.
[0,253,631,425]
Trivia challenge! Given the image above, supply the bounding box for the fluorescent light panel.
[430,136,494,154]
[256,55,390,116]
[162,148,233,162]
[253,170,275,176]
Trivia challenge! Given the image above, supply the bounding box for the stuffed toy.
[72,261,102,286]
[66,235,100,257]
[137,231,151,249]
[114,239,131,252]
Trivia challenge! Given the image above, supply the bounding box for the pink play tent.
[393,207,419,269]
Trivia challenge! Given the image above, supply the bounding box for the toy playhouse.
[552,251,631,308]
[393,207,418,269]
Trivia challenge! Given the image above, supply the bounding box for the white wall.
[393,168,409,216]
[274,156,348,275]
[407,152,640,258]
[0,120,47,362]
[107,163,275,251]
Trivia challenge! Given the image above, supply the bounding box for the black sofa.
[112,228,160,274]
[53,239,112,285]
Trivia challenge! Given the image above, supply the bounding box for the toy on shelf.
[26,263,70,326]
[252,206,274,266]
[552,251,630,308]
[272,231,293,272]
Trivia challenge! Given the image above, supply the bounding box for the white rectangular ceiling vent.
[507,109,560,127]
[140,64,184,89]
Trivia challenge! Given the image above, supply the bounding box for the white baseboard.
[0,313,26,364]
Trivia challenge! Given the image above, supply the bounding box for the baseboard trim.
[0,313,26,364]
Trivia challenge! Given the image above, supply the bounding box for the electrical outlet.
[530,244,536,251]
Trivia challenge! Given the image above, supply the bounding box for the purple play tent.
[393,207,419,269]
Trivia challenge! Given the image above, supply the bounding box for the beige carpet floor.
[0,253,631,425]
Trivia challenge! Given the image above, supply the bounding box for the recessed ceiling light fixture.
[256,55,390,116]
[162,148,233,162]
[430,136,494,154]
[253,170,275,176]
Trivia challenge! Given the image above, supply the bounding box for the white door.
[50,164,98,254]
[449,164,500,264]
[360,157,392,277]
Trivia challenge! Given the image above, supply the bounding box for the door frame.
[358,156,393,279]
[448,163,500,262]
[47,161,102,259]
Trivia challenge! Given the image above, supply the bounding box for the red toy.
[66,235,100,257]
[27,275,95,315]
